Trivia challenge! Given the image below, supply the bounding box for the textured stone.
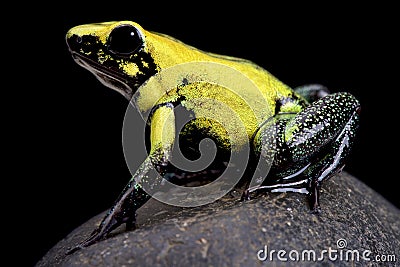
[37,172,399,266]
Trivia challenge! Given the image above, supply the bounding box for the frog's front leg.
[249,92,360,212]
[67,103,175,254]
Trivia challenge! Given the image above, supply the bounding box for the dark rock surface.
[37,172,399,267]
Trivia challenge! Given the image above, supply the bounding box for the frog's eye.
[107,24,143,56]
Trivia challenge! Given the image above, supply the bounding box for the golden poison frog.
[65,21,360,253]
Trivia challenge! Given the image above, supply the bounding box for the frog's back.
[136,30,304,149]
[146,30,296,111]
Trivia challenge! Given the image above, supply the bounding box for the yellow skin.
[66,21,360,253]
[67,21,305,152]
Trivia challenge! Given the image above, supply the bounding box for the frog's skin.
[66,21,360,253]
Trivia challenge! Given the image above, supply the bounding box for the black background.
[11,3,397,266]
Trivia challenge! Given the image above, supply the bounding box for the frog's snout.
[66,33,82,52]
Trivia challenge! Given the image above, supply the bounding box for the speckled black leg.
[66,104,175,254]
[248,92,360,212]
[66,183,150,255]
[287,92,360,212]
[304,102,360,212]
[66,155,168,255]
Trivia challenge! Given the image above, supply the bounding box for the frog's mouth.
[71,52,135,100]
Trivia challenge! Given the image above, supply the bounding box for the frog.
[65,21,360,253]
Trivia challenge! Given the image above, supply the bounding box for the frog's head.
[66,21,160,99]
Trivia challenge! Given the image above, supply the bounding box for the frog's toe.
[240,189,251,201]
[65,228,104,255]
[310,206,322,214]
[66,244,84,255]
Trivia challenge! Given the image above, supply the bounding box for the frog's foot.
[66,216,121,255]
[66,181,150,255]
[66,207,132,255]
[241,175,309,202]
[241,164,343,213]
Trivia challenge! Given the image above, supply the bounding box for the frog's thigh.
[284,92,360,166]
[254,93,360,209]
[255,93,360,173]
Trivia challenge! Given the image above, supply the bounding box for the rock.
[36,172,399,266]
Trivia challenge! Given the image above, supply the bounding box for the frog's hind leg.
[248,92,360,213]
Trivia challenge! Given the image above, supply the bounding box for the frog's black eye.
[107,24,143,56]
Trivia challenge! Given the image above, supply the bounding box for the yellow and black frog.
[66,21,360,253]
